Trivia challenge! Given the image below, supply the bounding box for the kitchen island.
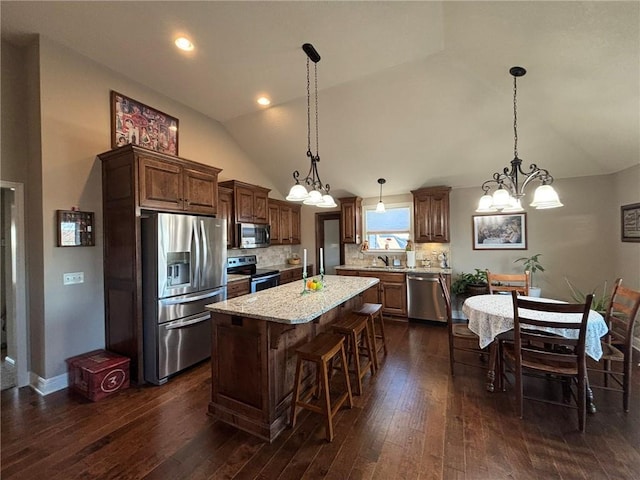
[205,274,379,442]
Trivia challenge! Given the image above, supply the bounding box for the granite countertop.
[264,262,313,273]
[207,275,379,324]
[336,265,452,275]
[227,273,251,282]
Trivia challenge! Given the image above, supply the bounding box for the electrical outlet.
[63,272,84,285]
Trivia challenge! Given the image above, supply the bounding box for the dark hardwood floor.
[2,321,639,479]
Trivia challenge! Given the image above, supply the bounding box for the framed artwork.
[621,202,640,242]
[57,210,95,247]
[473,213,527,250]
[110,91,179,156]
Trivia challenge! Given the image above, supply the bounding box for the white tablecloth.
[462,294,608,360]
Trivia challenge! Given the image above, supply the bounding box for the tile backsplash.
[228,245,298,267]
[344,243,451,268]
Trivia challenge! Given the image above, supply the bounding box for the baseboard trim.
[30,371,68,396]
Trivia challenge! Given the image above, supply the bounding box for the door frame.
[1,181,28,387]
[315,212,343,269]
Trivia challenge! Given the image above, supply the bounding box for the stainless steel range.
[227,255,280,292]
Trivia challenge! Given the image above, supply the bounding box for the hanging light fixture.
[375,178,386,213]
[476,66,563,213]
[286,43,337,208]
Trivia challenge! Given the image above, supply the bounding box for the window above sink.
[363,202,413,253]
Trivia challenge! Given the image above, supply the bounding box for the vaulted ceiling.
[2,1,639,199]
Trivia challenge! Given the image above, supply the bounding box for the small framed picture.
[57,210,95,247]
[473,213,527,250]
[621,202,640,242]
[110,91,179,156]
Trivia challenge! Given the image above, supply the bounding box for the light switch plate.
[63,272,84,285]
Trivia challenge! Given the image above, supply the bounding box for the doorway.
[1,181,28,389]
[315,212,342,275]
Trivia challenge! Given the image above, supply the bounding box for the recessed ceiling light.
[175,37,194,51]
[257,96,271,106]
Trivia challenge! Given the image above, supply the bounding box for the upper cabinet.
[269,199,301,245]
[339,196,362,244]
[218,186,234,248]
[219,180,270,225]
[137,148,221,215]
[411,186,451,243]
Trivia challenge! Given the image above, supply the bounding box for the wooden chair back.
[488,271,530,296]
[511,292,593,373]
[603,278,640,350]
[438,272,453,324]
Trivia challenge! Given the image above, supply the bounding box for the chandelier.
[286,43,337,208]
[476,66,563,213]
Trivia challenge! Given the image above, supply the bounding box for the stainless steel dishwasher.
[406,273,447,322]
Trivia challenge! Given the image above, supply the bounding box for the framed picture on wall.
[621,202,640,242]
[110,91,179,156]
[472,213,527,250]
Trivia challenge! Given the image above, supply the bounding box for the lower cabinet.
[280,267,302,285]
[339,270,407,317]
[227,278,250,299]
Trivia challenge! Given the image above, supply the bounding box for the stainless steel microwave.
[238,223,270,248]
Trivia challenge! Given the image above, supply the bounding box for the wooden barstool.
[353,303,387,371]
[290,333,353,442]
[332,312,376,395]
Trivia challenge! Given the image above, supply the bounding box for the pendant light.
[286,43,336,208]
[476,66,563,212]
[375,178,386,213]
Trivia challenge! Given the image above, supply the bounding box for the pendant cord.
[513,75,518,159]
[306,57,311,154]
[314,62,319,158]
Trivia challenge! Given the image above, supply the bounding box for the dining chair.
[438,273,490,377]
[587,278,640,412]
[487,270,531,296]
[502,291,593,432]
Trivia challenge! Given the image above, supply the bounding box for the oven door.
[251,274,280,293]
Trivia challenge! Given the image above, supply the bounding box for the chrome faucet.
[377,255,389,266]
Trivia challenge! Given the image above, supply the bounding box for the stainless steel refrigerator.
[141,213,227,385]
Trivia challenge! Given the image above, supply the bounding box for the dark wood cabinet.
[378,272,407,317]
[279,266,305,285]
[339,270,406,317]
[268,203,281,244]
[411,186,451,243]
[218,186,234,248]
[138,151,220,215]
[99,145,222,383]
[268,199,301,245]
[339,196,362,244]
[227,278,251,299]
[219,180,270,225]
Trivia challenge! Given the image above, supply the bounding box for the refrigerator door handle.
[192,218,201,289]
[200,220,208,287]
[164,314,211,330]
[160,288,226,305]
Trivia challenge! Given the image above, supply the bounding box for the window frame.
[362,201,414,253]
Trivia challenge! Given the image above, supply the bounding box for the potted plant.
[514,253,544,297]
[565,278,611,313]
[451,269,488,296]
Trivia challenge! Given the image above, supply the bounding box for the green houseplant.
[451,269,488,296]
[514,253,544,296]
[565,278,610,313]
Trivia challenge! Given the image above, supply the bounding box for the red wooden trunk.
[66,349,130,401]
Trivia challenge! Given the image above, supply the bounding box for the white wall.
[612,164,640,290]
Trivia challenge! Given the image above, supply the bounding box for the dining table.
[462,294,608,411]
